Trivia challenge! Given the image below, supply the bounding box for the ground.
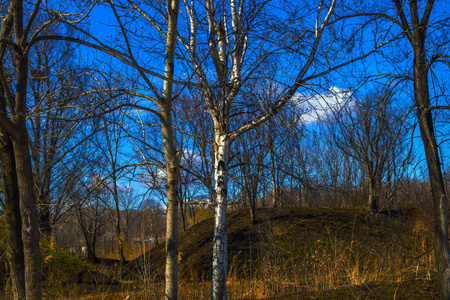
[0,207,441,299]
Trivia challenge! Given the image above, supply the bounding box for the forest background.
[1,0,450,299]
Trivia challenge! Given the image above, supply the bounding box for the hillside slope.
[125,207,436,296]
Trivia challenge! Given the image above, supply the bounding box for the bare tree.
[382,1,450,298]
[0,1,48,297]
[234,126,265,223]
[28,35,94,238]
[0,107,25,299]
[56,0,182,297]
[359,1,450,297]
[178,0,390,296]
[332,87,410,213]
[92,111,132,269]
[0,1,99,297]
[75,193,109,264]
[263,114,301,208]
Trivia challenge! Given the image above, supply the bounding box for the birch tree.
[178,0,392,297]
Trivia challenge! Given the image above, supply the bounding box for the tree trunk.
[368,178,378,214]
[250,196,256,224]
[211,134,230,300]
[38,193,52,238]
[268,126,278,208]
[10,0,43,297]
[90,216,99,264]
[0,131,26,300]
[162,1,181,299]
[12,132,42,300]
[162,115,180,300]
[414,43,450,300]
[112,172,126,268]
[87,241,98,264]
[180,189,187,232]
[86,230,98,264]
[390,0,450,296]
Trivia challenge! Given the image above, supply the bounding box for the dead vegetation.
[0,207,440,299]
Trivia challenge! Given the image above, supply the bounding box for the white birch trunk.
[212,133,230,300]
[162,1,181,299]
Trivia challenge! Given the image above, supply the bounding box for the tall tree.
[179,0,390,297]
[0,108,25,299]
[92,112,131,268]
[0,6,25,297]
[0,1,46,298]
[0,1,96,297]
[29,35,92,238]
[382,0,450,298]
[56,0,182,296]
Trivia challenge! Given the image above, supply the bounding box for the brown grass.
[102,207,438,299]
[2,207,440,299]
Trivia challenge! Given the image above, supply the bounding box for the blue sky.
[73,0,450,199]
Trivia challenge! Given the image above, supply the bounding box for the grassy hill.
[125,207,439,299]
[1,207,440,299]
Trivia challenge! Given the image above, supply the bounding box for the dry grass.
[1,207,440,299]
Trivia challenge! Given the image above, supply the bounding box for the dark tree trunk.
[390,1,450,297]
[12,132,42,300]
[0,0,43,298]
[368,179,378,214]
[86,238,98,264]
[0,131,26,300]
[250,195,256,224]
[112,172,126,268]
[180,193,187,232]
[414,48,450,300]
[38,193,52,238]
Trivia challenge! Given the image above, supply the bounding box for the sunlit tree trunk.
[212,133,230,299]
[162,1,181,298]
[162,106,180,300]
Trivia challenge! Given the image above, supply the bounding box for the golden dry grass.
[1,207,441,299]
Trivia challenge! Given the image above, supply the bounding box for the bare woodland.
[0,0,450,299]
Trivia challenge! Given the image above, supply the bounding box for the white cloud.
[294,86,352,124]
